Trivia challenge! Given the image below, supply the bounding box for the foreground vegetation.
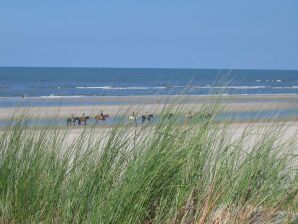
[0,105,297,223]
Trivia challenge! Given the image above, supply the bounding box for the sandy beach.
[0,94,297,120]
[1,94,297,151]
[1,93,297,153]
[63,121,298,145]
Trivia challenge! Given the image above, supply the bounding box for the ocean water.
[1,67,298,99]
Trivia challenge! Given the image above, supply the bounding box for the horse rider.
[100,111,105,121]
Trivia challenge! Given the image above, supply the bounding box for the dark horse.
[141,114,153,124]
[66,116,79,126]
[95,113,109,124]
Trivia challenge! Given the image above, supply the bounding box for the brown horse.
[79,116,90,125]
[95,113,109,124]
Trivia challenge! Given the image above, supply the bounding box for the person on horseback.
[82,113,86,125]
[100,111,105,121]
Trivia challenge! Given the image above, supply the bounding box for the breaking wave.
[76,86,167,90]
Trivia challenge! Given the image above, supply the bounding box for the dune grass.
[0,104,297,223]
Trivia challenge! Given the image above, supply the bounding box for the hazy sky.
[1,1,298,69]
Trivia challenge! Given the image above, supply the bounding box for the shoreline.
[1,93,297,100]
[0,94,297,121]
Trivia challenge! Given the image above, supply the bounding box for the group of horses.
[66,113,109,126]
[66,112,155,126]
[66,111,212,126]
[129,112,154,123]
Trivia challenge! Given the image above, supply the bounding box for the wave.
[36,84,298,91]
[176,85,298,90]
[221,86,267,89]
[1,92,297,101]
[256,80,283,82]
[76,86,167,90]
[272,86,298,89]
[39,95,86,98]
[174,85,267,89]
[57,83,291,91]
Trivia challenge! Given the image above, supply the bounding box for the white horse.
[129,112,140,120]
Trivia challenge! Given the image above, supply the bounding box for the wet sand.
[0,94,297,120]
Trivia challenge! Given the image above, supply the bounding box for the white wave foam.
[226,86,267,89]
[184,86,268,89]
[39,95,85,98]
[190,85,298,90]
[76,86,167,90]
[174,85,267,89]
[272,86,298,89]
[261,80,283,82]
[75,85,298,91]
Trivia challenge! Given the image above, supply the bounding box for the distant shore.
[1,93,298,102]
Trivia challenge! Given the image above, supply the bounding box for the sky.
[1,1,298,69]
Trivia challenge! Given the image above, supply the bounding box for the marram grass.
[0,105,297,223]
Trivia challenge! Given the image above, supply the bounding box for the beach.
[0,94,297,121]
[1,90,298,223]
[1,94,297,152]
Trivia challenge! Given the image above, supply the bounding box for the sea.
[0,67,298,107]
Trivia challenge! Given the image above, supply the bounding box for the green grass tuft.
[0,104,297,223]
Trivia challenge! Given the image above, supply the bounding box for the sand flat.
[0,94,297,120]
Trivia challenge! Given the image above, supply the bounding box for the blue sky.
[1,1,298,69]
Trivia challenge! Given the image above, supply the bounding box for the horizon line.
[0,66,298,72]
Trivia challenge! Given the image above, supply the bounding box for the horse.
[66,116,79,126]
[79,116,90,125]
[141,114,153,124]
[95,114,109,124]
[129,112,140,120]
